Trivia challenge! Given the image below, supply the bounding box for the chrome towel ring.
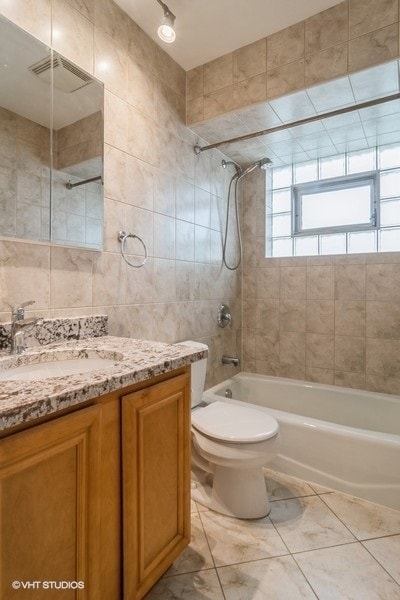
[118,230,148,268]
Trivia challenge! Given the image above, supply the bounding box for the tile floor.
[145,468,400,599]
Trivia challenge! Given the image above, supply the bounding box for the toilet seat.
[191,401,278,443]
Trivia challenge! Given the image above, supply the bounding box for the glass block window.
[266,143,400,257]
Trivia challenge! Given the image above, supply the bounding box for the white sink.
[0,349,123,381]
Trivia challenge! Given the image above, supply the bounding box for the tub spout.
[222,355,240,367]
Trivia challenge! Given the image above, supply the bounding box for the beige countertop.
[0,336,206,432]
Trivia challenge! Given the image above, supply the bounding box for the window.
[266,143,400,257]
[293,172,378,235]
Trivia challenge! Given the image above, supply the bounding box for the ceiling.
[114,0,344,71]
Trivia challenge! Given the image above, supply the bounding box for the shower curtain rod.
[193,92,400,155]
[66,175,103,189]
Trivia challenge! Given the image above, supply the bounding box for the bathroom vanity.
[0,337,206,599]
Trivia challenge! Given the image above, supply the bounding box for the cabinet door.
[0,405,102,600]
[122,373,191,600]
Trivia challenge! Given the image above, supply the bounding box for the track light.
[156,0,176,43]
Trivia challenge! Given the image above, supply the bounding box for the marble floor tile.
[264,467,316,501]
[199,510,289,567]
[295,542,400,599]
[145,569,225,599]
[217,555,317,599]
[321,492,400,540]
[307,481,335,495]
[166,514,214,576]
[363,535,400,585]
[269,496,355,552]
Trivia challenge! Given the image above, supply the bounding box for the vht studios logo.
[12,581,85,590]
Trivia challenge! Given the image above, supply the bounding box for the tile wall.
[242,169,400,395]
[0,0,241,388]
[0,106,51,241]
[187,0,400,123]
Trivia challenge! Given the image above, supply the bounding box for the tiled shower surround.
[1,0,400,394]
[242,171,400,396]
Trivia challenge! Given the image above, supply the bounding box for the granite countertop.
[0,336,207,432]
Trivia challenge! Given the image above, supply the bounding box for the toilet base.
[192,465,270,519]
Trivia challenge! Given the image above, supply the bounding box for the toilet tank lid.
[192,401,279,443]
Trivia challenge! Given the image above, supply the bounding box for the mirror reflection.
[0,15,104,250]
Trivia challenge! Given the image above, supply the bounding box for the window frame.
[292,171,379,237]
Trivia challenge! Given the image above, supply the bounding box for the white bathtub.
[203,373,400,510]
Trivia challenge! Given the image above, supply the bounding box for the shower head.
[221,159,242,175]
[259,157,273,169]
[238,157,273,179]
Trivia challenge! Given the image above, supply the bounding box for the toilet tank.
[177,341,208,408]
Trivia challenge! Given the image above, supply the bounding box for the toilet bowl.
[178,341,280,519]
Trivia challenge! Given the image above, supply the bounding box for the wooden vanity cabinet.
[122,371,191,599]
[0,367,191,600]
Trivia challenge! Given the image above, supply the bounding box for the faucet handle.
[12,300,35,320]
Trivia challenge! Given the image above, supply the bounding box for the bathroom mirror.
[0,14,104,250]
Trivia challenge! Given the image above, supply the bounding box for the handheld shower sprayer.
[221,156,273,271]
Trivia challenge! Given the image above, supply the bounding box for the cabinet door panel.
[122,373,191,599]
[0,405,102,600]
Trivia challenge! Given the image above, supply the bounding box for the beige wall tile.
[234,73,267,109]
[267,22,305,70]
[335,300,366,336]
[335,371,366,389]
[306,366,335,385]
[306,300,334,334]
[186,96,204,124]
[349,0,398,38]
[366,372,400,394]
[204,53,234,94]
[307,265,334,300]
[280,298,306,332]
[349,24,399,72]
[187,66,204,100]
[279,364,305,379]
[280,331,306,365]
[95,28,127,98]
[234,39,267,83]
[305,44,348,86]
[280,266,306,299]
[366,264,400,300]
[256,299,280,330]
[127,56,155,119]
[267,60,305,100]
[366,301,400,338]
[255,330,280,362]
[155,46,185,97]
[305,1,348,54]
[366,338,400,377]
[50,246,93,308]
[0,241,50,312]
[306,333,334,368]
[0,0,51,45]
[335,335,365,372]
[203,87,234,120]
[335,264,366,299]
[53,0,94,74]
[65,0,94,22]
[257,267,280,299]
[127,19,155,70]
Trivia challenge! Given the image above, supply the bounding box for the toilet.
[179,341,280,519]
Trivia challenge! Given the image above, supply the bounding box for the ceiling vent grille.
[28,55,92,92]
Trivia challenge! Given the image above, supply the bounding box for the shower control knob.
[217,304,232,328]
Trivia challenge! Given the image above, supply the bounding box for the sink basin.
[0,349,123,381]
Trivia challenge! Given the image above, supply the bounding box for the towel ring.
[118,230,148,268]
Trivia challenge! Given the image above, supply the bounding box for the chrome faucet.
[10,300,44,354]
[222,355,240,367]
